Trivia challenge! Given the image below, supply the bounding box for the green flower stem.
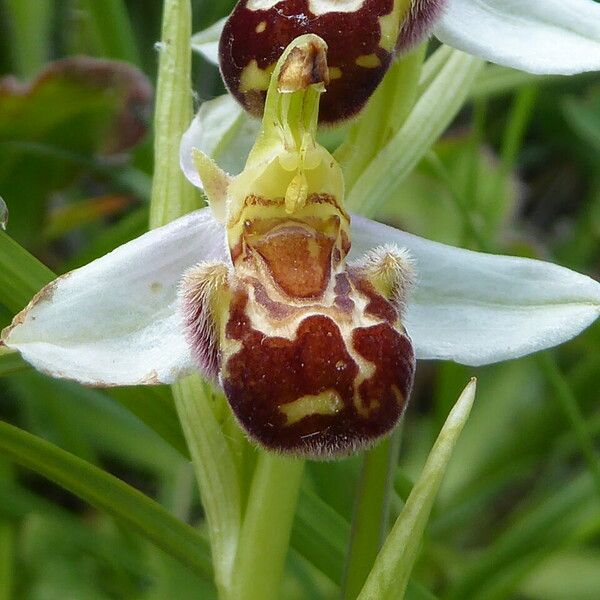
[149,2,242,595]
[537,352,600,498]
[342,429,402,600]
[0,419,212,578]
[347,49,483,217]
[81,0,141,65]
[5,0,51,77]
[230,454,305,600]
[173,377,242,596]
[149,0,198,228]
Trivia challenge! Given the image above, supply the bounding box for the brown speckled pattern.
[220,266,414,458]
[183,192,415,458]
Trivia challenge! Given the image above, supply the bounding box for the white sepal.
[2,208,227,386]
[190,16,226,65]
[351,215,600,366]
[435,0,600,75]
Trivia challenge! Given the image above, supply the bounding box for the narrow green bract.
[358,379,477,600]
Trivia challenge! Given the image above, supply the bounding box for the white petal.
[435,0,600,75]
[350,216,600,366]
[180,94,259,189]
[2,208,228,386]
[190,17,226,65]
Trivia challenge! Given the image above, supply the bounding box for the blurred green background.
[1,1,600,599]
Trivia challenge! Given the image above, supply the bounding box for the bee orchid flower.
[2,36,600,460]
[195,0,600,123]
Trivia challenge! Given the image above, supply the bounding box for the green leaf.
[562,96,600,154]
[0,519,14,600]
[446,473,597,599]
[291,488,350,585]
[0,229,54,313]
[0,477,151,583]
[42,194,133,242]
[8,371,183,471]
[346,49,483,217]
[537,352,600,501]
[0,196,7,231]
[519,549,600,600]
[0,419,212,579]
[5,0,52,77]
[0,57,152,242]
[0,347,29,377]
[108,385,189,459]
[80,0,141,65]
[357,379,477,600]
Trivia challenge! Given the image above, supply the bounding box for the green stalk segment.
[149,0,199,228]
[173,377,242,596]
[342,429,402,600]
[230,455,305,600]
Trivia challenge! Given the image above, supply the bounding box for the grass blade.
[357,379,477,600]
[347,50,483,217]
[0,419,212,578]
[0,231,53,313]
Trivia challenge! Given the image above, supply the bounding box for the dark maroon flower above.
[219,0,445,124]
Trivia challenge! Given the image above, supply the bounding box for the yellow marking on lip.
[255,21,267,33]
[328,66,342,80]
[355,54,381,69]
[239,60,274,93]
[280,390,343,425]
[391,384,404,405]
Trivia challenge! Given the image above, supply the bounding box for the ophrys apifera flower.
[2,36,600,459]
[199,0,600,123]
